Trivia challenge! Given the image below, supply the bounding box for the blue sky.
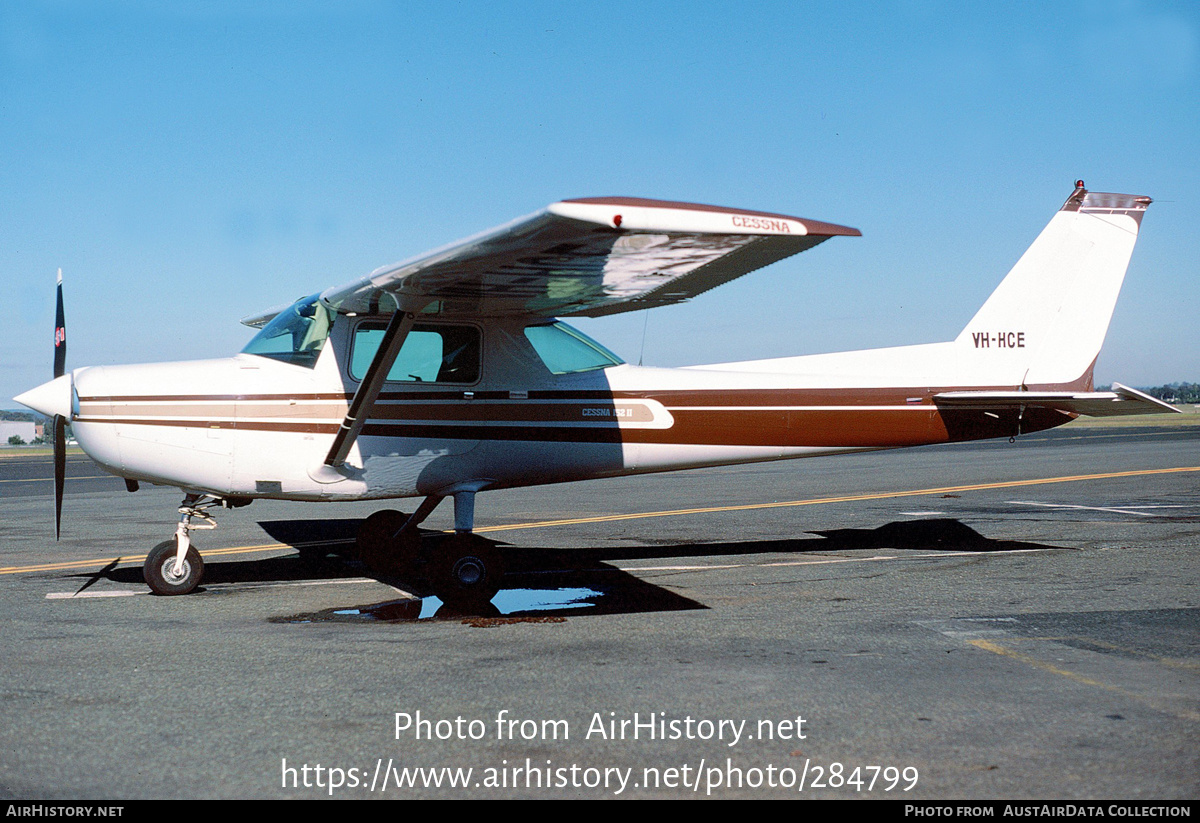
[3,1,1197,404]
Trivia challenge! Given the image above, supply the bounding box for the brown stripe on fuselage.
[73,402,1071,448]
[79,400,657,424]
[79,393,346,403]
[76,369,1085,449]
[74,417,340,434]
[78,401,346,421]
[82,387,949,411]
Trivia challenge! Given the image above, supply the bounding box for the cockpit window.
[242,294,332,368]
[351,322,481,384]
[524,322,624,375]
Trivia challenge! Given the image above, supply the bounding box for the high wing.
[318,197,860,319]
[934,383,1181,417]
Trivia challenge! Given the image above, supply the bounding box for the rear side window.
[524,322,624,375]
[352,322,480,384]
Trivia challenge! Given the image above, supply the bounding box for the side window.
[351,322,480,384]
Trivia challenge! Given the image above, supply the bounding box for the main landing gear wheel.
[357,510,420,577]
[143,539,204,596]
[430,534,505,607]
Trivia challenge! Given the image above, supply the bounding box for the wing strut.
[313,309,418,481]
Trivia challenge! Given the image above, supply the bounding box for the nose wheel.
[142,493,221,595]
[144,539,204,596]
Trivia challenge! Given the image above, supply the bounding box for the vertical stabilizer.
[953,182,1150,388]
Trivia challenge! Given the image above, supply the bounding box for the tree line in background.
[1,409,47,445]
[1096,383,1200,403]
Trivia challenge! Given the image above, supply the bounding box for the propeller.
[12,268,74,538]
[53,268,66,539]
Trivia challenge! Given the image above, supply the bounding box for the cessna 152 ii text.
[15,181,1177,604]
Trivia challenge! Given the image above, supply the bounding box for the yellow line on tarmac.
[1002,636,1200,672]
[3,465,1198,577]
[968,639,1200,722]
[473,465,1200,533]
[0,540,347,576]
[0,475,116,484]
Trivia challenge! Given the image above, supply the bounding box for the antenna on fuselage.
[638,309,650,367]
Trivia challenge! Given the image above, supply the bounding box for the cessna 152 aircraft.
[15,181,1177,603]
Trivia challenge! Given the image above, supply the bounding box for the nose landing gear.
[141,487,506,607]
[143,493,242,596]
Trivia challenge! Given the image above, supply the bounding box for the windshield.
[242,294,332,368]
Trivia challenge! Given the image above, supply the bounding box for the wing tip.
[557,196,860,236]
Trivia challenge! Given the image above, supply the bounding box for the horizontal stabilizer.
[934,383,1181,417]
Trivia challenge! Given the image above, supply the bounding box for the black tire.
[430,535,505,607]
[143,539,204,596]
[358,510,421,578]
[356,510,406,559]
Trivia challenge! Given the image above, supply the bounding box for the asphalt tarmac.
[0,426,1197,799]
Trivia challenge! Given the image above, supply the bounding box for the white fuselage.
[68,312,1061,503]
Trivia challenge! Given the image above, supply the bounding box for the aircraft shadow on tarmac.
[71,518,1058,621]
[257,515,1056,562]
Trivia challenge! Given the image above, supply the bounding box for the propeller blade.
[53,268,67,539]
[54,268,66,379]
[54,414,65,540]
